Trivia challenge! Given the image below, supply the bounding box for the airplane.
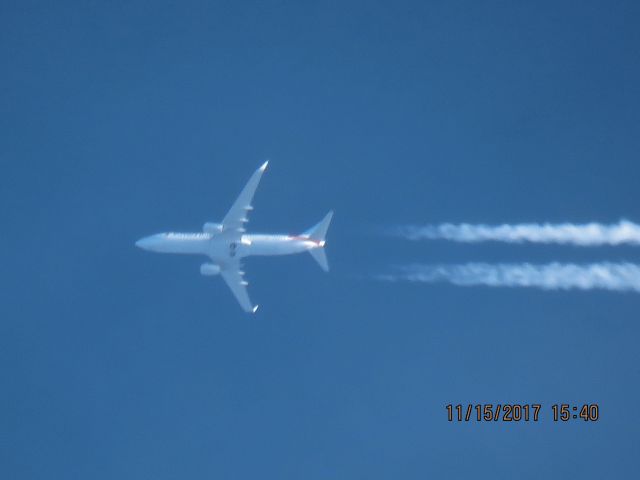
[135,161,333,313]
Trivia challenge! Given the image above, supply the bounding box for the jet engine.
[203,222,223,234]
[200,263,221,276]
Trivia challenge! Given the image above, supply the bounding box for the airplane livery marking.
[167,232,212,239]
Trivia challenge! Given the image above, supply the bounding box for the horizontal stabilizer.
[305,211,333,272]
[309,247,329,272]
[304,211,333,243]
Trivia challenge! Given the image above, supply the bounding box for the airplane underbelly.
[163,238,209,254]
[245,238,309,256]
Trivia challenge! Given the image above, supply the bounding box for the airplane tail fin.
[304,211,333,272]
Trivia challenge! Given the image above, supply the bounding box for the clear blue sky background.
[2,1,640,478]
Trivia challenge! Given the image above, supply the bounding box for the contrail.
[376,262,640,293]
[392,220,640,246]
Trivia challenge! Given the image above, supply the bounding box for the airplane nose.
[135,236,156,250]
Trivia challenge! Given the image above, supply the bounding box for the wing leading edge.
[221,264,258,313]
[222,161,268,235]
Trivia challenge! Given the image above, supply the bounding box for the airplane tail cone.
[304,211,333,272]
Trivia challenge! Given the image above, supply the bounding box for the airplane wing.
[220,264,258,313]
[222,161,268,236]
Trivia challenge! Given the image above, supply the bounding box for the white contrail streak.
[376,262,640,293]
[393,220,640,246]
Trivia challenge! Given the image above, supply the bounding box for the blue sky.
[2,1,640,478]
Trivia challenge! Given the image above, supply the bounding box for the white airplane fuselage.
[135,232,323,259]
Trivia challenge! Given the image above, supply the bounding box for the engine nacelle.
[200,263,221,276]
[203,222,223,234]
